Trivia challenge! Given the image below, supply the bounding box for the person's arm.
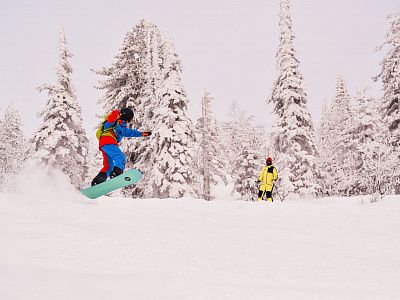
[121,127,143,138]
[273,167,278,181]
[121,127,152,138]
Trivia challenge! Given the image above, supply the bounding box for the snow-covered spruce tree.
[32,29,89,188]
[0,108,5,190]
[0,104,27,191]
[233,131,263,201]
[222,103,265,200]
[366,133,400,195]
[268,0,320,198]
[196,91,228,201]
[121,20,164,198]
[95,22,144,125]
[316,99,336,196]
[96,20,198,198]
[352,88,379,194]
[94,20,152,194]
[352,87,398,195]
[0,107,6,190]
[221,102,242,177]
[222,102,258,176]
[135,35,198,198]
[374,10,400,193]
[328,75,357,196]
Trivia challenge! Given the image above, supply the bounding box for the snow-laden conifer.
[330,76,357,195]
[96,20,198,198]
[196,91,228,201]
[0,104,27,191]
[268,0,319,198]
[95,22,145,125]
[120,20,164,197]
[352,87,400,195]
[352,88,379,194]
[94,20,154,195]
[32,29,89,188]
[374,10,400,145]
[374,10,400,193]
[136,36,197,198]
[316,99,336,195]
[222,103,265,200]
[222,102,256,176]
[232,132,262,201]
[317,76,357,196]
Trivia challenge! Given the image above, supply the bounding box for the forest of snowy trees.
[0,1,399,201]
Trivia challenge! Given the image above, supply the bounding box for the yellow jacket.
[258,165,278,191]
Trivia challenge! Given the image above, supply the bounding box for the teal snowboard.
[81,169,142,199]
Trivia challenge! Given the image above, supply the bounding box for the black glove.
[142,131,152,137]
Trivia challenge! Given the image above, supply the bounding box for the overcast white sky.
[0,0,399,135]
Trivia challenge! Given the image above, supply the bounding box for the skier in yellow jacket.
[258,157,278,202]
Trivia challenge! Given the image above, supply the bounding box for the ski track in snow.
[1,187,400,299]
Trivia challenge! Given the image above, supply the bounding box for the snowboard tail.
[81,169,142,199]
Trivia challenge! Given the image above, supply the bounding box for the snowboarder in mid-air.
[91,108,152,186]
[257,157,278,202]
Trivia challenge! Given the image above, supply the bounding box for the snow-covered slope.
[0,175,399,299]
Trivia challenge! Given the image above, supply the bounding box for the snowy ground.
[1,175,400,299]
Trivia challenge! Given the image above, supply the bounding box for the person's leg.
[102,144,126,177]
[265,184,273,202]
[100,149,112,175]
[265,190,274,202]
[99,147,115,177]
[91,149,111,186]
[112,147,126,171]
[265,191,273,202]
[258,184,266,200]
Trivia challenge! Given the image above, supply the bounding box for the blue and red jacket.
[99,110,142,148]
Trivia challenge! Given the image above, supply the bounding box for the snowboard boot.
[110,166,123,179]
[91,172,107,186]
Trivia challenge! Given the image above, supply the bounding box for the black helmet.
[120,107,134,122]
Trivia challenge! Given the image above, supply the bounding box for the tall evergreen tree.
[223,103,265,200]
[374,10,400,193]
[196,91,228,201]
[0,104,27,191]
[268,0,319,197]
[137,36,197,198]
[352,87,397,195]
[121,20,164,198]
[352,88,378,194]
[32,29,89,188]
[232,132,262,201]
[318,75,356,196]
[316,99,335,195]
[0,107,5,190]
[330,75,356,195]
[96,20,198,198]
[95,22,144,124]
[222,102,256,177]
